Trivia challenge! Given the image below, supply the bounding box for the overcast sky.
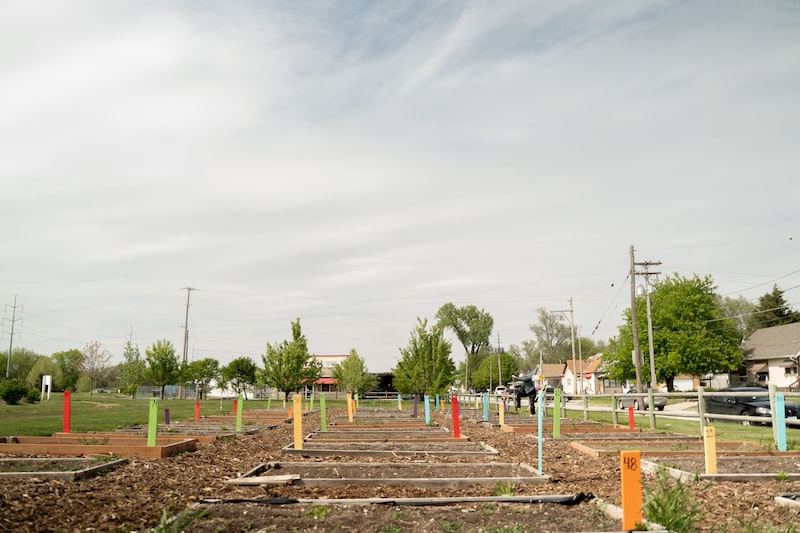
[2,1,799,373]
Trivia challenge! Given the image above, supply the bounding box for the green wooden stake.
[553,389,561,439]
[320,393,327,432]
[310,393,315,412]
[235,395,244,432]
[147,398,158,447]
[268,395,272,409]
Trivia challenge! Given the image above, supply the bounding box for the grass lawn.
[0,393,349,436]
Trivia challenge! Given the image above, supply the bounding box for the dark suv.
[705,386,800,426]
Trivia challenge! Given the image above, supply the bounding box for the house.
[527,363,565,391]
[309,354,347,395]
[564,354,605,394]
[740,322,800,391]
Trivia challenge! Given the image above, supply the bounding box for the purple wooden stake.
[413,394,418,418]
[164,408,170,425]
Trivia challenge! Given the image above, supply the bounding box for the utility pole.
[4,296,23,379]
[179,287,195,399]
[496,332,502,387]
[635,260,661,390]
[555,298,577,395]
[629,246,643,398]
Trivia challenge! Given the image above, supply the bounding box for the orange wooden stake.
[620,450,642,530]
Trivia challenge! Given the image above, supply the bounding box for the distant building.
[741,323,800,391]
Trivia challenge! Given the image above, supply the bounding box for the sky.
[2,1,799,373]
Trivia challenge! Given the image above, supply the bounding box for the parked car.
[617,389,667,411]
[494,386,507,398]
[704,386,800,426]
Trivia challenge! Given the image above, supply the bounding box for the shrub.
[26,387,41,403]
[0,379,29,405]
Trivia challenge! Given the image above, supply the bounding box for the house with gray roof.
[740,322,800,391]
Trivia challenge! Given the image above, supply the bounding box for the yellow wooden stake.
[620,450,642,530]
[499,404,505,427]
[704,426,717,475]
[347,392,353,422]
[292,395,303,450]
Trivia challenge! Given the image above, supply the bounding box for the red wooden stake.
[63,390,71,434]
[628,406,635,429]
[195,401,200,419]
[233,399,238,415]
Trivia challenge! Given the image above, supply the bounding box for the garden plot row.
[231,411,550,488]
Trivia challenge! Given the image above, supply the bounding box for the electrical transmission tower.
[3,295,23,379]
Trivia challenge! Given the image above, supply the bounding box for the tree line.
[2,278,798,404]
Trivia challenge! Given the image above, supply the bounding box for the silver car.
[617,389,667,411]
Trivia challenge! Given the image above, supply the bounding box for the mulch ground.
[1,408,798,531]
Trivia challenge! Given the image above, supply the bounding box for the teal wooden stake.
[435,394,440,411]
[537,391,545,475]
[776,394,787,452]
[483,392,489,421]
[147,398,158,447]
[553,389,561,439]
[424,394,431,425]
[397,393,402,410]
[236,395,243,432]
[320,393,327,432]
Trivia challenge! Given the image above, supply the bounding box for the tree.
[52,349,84,391]
[81,340,112,396]
[222,357,258,400]
[1,348,42,382]
[119,340,146,398]
[185,358,221,400]
[332,349,377,395]
[144,339,180,399]
[603,274,743,391]
[527,308,573,364]
[25,356,64,390]
[719,295,756,337]
[435,303,493,390]
[470,350,519,390]
[393,318,455,396]
[747,284,800,332]
[260,319,322,401]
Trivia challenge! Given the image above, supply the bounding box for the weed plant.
[643,467,706,533]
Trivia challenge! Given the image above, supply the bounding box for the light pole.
[554,298,578,395]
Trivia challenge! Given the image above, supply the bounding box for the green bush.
[0,379,29,405]
[26,387,41,403]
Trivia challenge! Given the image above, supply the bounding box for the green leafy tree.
[527,308,573,364]
[119,340,146,398]
[81,340,112,396]
[332,349,377,395]
[260,319,322,401]
[435,303,493,390]
[52,349,84,391]
[144,339,180,399]
[719,294,756,337]
[603,274,743,391]
[1,348,42,382]
[222,356,258,400]
[0,378,29,405]
[25,356,64,390]
[747,284,800,332]
[185,357,221,400]
[470,351,520,390]
[394,318,455,396]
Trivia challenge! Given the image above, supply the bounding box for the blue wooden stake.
[424,394,431,425]
[483,392,489,421]
[776,394,787,452]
